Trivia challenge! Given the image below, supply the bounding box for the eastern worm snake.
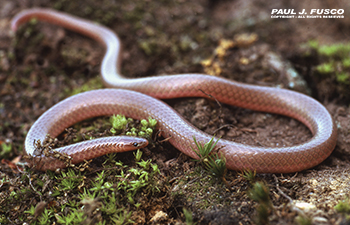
[11,8,337,173]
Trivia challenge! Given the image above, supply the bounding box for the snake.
[11,8,337,173]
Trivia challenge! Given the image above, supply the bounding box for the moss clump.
[110,114,157,139]
[304,40,350,85]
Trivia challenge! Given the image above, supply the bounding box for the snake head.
[122,136,149,151]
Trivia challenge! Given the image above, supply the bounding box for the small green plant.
[316,62,334,74]
[24,205,36,216]
[127,159,160,196]
[24,204,56,224]
[335,198,350,213]
[192,136,219,163]
[183,208,196,225]
[109,114,157,139]
[335,197,350,221]
[37,208,55,225]
[241,169,257,184]
[57,169,84,191]
[3,119,161,224]
[56,209,86,225]
[342,57,350,68]
[248,182,271,205]
[126,127,138,136]
[318,43,350,58]
[126,117,157,138]
[295,215,312,225]
[204,152,227,178]
[90,171,115,192]
[0,142,12,158]
[247,181,273,225]
[100,191,119,215]
[303,40,350,85]
[69,77,104,96]
[110,210,134,225]
[79,188,97,201]
[110,114,130,133]
[111,153,161,206]
[133,149,143,162]
[191,136,227,183]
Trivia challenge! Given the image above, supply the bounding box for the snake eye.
[133,142,139,147]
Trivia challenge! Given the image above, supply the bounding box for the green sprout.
[110,115,157,139]
[183,208,196,225]
[335,198,350,214]
[57,169,84,191]
[45,152,161,224]
[136,159,151,170]
[247,182,273,225]
[79,188,97,201]
[0,143,12,158]
[56,209,86,225]
[138,117,157,138]
[90,171,115,192]
[306,39,318,49]
[342,57,350,68]
[316,62,335,74]
[295,215,312,225]
[204,152,227,178]
[110,114,130,133]
[126,127,137,136]
[38,209,55,225]
[133,149,143,162]
[69,77,104,96]
[317,43,350,58]
[110,210,133,225]
[335,197,350,221]
[191,136,219,164]
[247,182,271,204]
[191,136,228,185]
[336,72,350,84]
[24,205,36,216]
[241,169,257,184]
[303,40,350,86]
[113,153,161,203]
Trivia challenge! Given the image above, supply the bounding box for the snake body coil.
[12,8,337,173]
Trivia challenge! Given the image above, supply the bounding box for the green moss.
[110,114,129,132]
[69,77,104,96]
[58,169,84,191]
[342,57,350,68]
[61,47,89,67]
[172,169,229,212]
[56,209,86,224]
[191,136,228,186]
[307,39,319,49]
[336,72,350,84]
[316,62,335,74]
[0,143,12,158]
[19,151,162,224]
[335,197,350,214]
[335,197,350,222]
[110,115,158,139]
[295,215,312,225]
[303,40,350,85]
[241,170,257,184]
[247,182,273,225]
[318,43,350,58]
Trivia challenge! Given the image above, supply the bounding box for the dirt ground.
[1,0,350,224]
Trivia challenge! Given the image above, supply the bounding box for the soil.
[1,0,350,224]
